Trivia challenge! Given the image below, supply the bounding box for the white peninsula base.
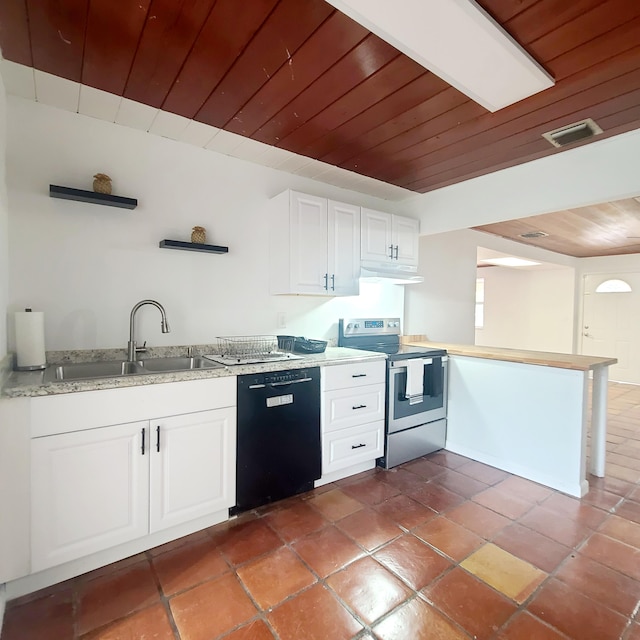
[445,355,607,497]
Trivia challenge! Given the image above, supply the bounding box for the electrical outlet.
[277,312,287,329]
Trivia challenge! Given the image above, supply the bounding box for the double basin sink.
[43,356,223,383]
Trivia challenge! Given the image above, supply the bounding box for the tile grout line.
[144,550,181,640]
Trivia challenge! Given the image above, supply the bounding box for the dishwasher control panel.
[242,368,317,388]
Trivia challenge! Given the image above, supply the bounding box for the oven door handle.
[390,357,433,369]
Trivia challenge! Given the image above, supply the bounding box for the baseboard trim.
[0,583,7,636]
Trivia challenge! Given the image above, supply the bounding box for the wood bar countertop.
[404,339,617,371]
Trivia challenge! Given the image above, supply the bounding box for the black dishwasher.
[233,367,321,514]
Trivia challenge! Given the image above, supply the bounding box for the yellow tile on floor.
[460,543,547,604]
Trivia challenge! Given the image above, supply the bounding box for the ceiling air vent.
[542,118,603,148]
[519,231,548,239]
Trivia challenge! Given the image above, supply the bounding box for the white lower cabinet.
[323,385,385,433]
[31,421,149,572]
[320,360,386,482]
[31,407,235,572]
[322,420,385,474]
[150,410,235,533]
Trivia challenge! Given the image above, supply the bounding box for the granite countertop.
[407,341,617,371]
[1,346,386,398]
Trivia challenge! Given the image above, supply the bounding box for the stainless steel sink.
[43,355,223,383]
[138,356,222,372]
[44,360,146,382]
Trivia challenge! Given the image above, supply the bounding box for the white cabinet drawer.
[322,421,384,474]
[323,383,385,432]
[323,360,386,391]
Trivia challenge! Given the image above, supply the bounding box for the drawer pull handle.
[352,443,366,449]
[352,373,367,378]
[141,428,145,455]
[156,425,160,453]
[352,404,367,410]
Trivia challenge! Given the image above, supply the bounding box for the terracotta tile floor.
[3,381,640,640]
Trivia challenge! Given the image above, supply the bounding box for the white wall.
[476,266,574,352]
[0,68,8,359]
[405,228,577,345]
[7,97,406,352]
[404,230,478,343]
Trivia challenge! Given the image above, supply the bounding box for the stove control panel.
[340,317,401,337]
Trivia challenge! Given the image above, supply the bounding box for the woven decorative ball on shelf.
[191,226,207,244]
[92,173,112,195]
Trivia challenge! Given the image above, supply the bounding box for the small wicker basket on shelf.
[191,226,207,244]
[92,173,112,195]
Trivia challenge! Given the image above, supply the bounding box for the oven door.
[387,356,447,433]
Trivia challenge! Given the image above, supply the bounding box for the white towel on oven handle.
[406,358,425,403]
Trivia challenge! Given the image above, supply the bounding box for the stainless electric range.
[339,317,448,469]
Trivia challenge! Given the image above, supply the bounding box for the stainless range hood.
[359,263,424,285]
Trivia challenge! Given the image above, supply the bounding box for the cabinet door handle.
[394,245,399,260]
[351,443,366,449]
[331,274,335,291]
[141,428,146,455]
[352,404,367,410]
[156,426,160,452]
[352,373,367,378]
[389,244,394,259]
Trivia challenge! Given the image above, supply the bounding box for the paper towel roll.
[15,309,46,370]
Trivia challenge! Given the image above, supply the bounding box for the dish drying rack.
[216,335,279,358]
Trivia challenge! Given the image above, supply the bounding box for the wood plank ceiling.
[1,0,640,198]
[473,197,640,258]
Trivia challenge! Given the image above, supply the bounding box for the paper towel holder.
[15,308,47,371]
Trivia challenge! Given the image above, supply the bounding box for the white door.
[581,273,640,383]
[361,208,393,264]
[149,408,236,533]
[328,200,360,296]
[392,215,420,267]
[31,421,149,571]
[289,191,328,294]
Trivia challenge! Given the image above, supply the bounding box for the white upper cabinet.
[269,190,360,296]
[361,208,420,269]
[328,199,361,296]
[288,192,329,295]
[392,214,420,266]
[360,208,393,264]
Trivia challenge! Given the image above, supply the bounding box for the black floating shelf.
[159,239,229,254]
[49,184,138,209]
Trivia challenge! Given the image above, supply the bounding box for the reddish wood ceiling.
[1,0,640,195]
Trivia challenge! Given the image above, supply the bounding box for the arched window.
[595,279,632,293]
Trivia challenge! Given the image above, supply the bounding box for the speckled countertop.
[1,346,386,398]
